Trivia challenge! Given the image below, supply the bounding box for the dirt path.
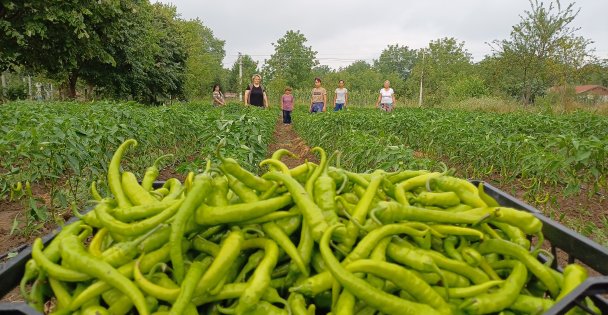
[266,118,318,167]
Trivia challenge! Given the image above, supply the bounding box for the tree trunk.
[67,71,79,99]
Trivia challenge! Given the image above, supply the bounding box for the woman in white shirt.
[375,80,396,112]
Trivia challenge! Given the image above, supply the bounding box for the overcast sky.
[155,0,608,69]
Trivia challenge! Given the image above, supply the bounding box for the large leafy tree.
[1,1,196,102]
[0,0,128,98]
[338,61,384,92]
[178,18,225,100]
[263,30,318,90]
[80,3,187,103]
[489,0,592,104]
[374,44,418,81]
[406,37,473,105]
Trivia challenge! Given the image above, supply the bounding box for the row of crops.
[0,102,276,231]
[293,107,608,245]
[294,107,608,195]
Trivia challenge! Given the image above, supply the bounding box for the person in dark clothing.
[245,74,268,108]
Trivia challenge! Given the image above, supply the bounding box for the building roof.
[574,85,608,94]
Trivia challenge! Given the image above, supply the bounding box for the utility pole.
[1,72,6,98]
[28,75,32,100]
[238,52,243,102]
[418,52,425,107]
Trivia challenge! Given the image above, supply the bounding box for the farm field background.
[1,101,606,258]
[0,102,276,255]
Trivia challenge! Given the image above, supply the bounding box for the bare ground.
[266,118,319,167]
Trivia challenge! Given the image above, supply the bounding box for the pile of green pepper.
[19,139,599,315]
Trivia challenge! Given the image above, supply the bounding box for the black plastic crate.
[1,181,607,314]
[473,180,608,315]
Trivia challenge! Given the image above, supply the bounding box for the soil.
[0,182,59,257]
[266,118,319,166]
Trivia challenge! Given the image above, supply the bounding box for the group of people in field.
[212,75,396,125]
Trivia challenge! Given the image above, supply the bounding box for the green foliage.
[227,55,259,93]
[406,38,473,105]
[316,61,406,101]
[0,0,128,96]
[293,108,437,172]
[5,82,27,100]
[447,76,490,101]
[577,59,608,87]
[263,30,319,90]
[0,1,225,103]
[179,18,226,100]
[374,44,418,81]
[294,107,608,195]
[488,0,592,104]
[0,102,276,204]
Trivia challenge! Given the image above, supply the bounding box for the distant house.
[574,85,608,102]
[549,85,608,103]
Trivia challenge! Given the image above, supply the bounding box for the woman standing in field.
[281,87,294,124]
[310,78,327,113]
[375,80,396,112]
[212,84,225,107]
[333,80,348,111]
[245,74,269,108]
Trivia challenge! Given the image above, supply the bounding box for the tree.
[374,44,418,81]
[577,59,608,87]
[312,65,334,79]
[338,61,383,92]
[178,18,225,100]
[0,0,129,98]
[81,3,187,103]
[406,38,473,105]
[263,30,318,90]
[489,0,592,104]
[227,55,258,93]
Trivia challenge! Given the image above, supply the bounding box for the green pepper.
[460,260,527,314]
[313,149,342,231]
[195,193,292,226]
[207,175,229,207]
[108,139,136,208]
[95,198,181,237]
[263,172,328,242]
[169,258,211,315]
[60,235,149,315]
[412,191,461,208]
[218,144,273,191]
[430,176,488,208]
[122,171,159,206]
[142,154,173,191]
[478,239,559,296]
[320,225,442,315]
[32,238,91,282]
[170,172,212,284]
[556,264,588,301]
[234,238,280,314]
